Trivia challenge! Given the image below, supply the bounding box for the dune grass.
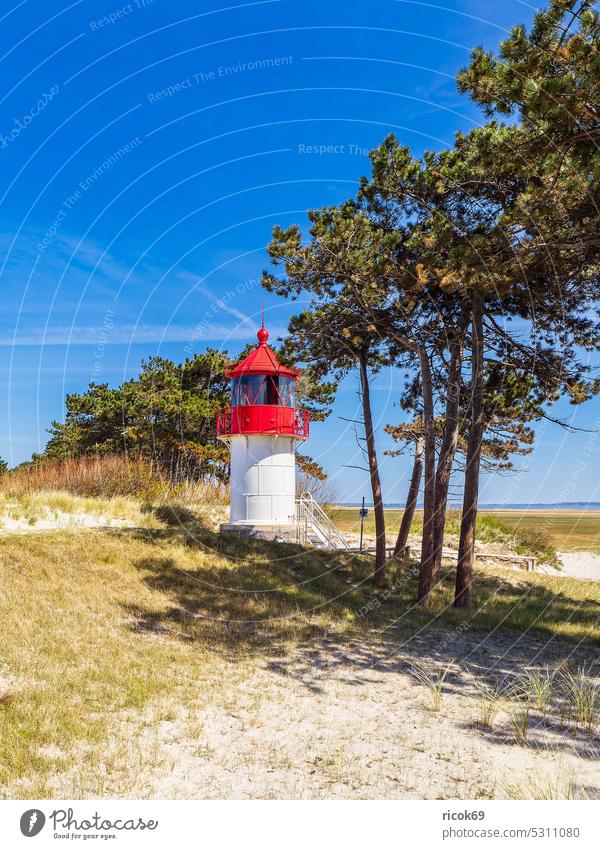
[479,511,600,552]
[1,455,228,505]
[0,490,162,527]
[0,489,228,532]
[330,507,561,565]
[332,506,600,554]
[503,772,584,800]
[0,456,228,531]
[1,519,598,796]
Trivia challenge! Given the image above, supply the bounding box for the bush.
[418,511,558,565]
[475,514,558,566]
[512,527,559,567]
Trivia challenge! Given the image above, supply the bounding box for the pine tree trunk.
[417,346,436,605]
[394,436,423,556]
[431,334,464,580]
[359,349,387,587]
[455,295,485,608]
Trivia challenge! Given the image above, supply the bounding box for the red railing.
[216,409,231,436]
[216,406,309,439]
[294,407,310,438]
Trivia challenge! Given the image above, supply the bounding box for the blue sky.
[1,0,598,505]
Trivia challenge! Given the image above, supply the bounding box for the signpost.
[358,497,368,552]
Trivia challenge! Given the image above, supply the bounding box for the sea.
[339,502,600,511]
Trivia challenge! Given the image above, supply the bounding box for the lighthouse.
[217,321,309,540]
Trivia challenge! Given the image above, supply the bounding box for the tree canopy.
[261,0,600,606]
[37,347,333,486]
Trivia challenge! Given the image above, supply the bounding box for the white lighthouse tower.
[217,321,309,540]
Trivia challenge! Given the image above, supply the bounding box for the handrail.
[295,491,350,550]
[216,406,309,438]
[216,409,231,436]
[405,544,537,572]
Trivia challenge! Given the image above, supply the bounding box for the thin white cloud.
[176,271,258,328]
[0,322,287,347]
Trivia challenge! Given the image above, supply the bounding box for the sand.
[50,624,599,800]
[0,511,132,534]
[556,552,600,582]
[4,519,596,799]
[347,528,600,583]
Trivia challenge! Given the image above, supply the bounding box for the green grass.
[0,520,598,797]
[330,507,563,564]
[479,511,600,552]
[330,507,517,540]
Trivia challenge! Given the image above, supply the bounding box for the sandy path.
[557,552,600,582]
[61,626,599,800]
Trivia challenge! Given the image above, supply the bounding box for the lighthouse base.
[220,522,297,544]
[227,433,297,526]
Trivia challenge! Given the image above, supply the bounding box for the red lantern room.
[216,324,310,440]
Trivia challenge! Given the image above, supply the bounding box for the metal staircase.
[295,492,350,550]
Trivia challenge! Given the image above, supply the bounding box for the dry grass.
[0,526,372,797]
[0,530,193,797]
[2,455,228,504]
[0,490,160,528]
[503,770,587,800]
[0,456,229,532]
[0,505,598,798]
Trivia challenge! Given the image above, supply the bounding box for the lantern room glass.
[276,376,294,406]
[232,375,295,407]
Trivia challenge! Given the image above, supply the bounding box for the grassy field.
[331,507,600,554]
[479,511,600,552]
[0,518,598,797]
